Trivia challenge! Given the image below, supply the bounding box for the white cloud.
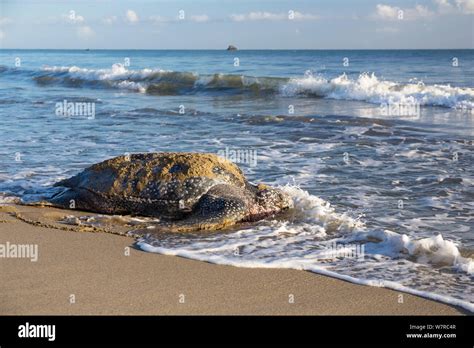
[190,14,209,23]
[103,16,117,25]
[77,25,94,39]
[434,0,474,14]
[411,5,435,18]
[149,13,209,23]
[230,11,318,22]
[62,12,85,24]
[456,0,474,13]
[230,13,244,21]
[374,4,434,20]
[292,11,319,20]
[229,14,246,22]
[126,10,139,23]
[375,1,473,20]
[230,12,285,21]
[0,17,12,26]
[435,0,455,12]
[375,4,400,20]
[0,30,5,40]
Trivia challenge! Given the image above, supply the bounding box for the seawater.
[0,49,473,311]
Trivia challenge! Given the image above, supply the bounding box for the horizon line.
[1,48,473,50]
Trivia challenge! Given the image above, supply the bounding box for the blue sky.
[0,0,473,49]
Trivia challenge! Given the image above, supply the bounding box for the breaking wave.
[282,72,474,110]
[1,64,473,109]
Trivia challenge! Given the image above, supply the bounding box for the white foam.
[39,66,474,109]
[41,64,165,92]
[0,194,21,204]
[116,80,146,93]
[280,184,364,232]
[138,241,474,312]
[136,185,474,312]
[59,213,161,227]
[42,64,167,81]
[350,229,473,273]
[281,72,474,109]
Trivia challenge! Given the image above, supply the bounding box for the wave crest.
[281,72,474,109]
[2,64,473,109]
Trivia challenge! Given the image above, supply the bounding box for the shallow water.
[0,49,473,311]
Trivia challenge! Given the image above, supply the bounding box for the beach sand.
[0,205,464,315]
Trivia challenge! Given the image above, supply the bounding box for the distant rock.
[227,45,238,51]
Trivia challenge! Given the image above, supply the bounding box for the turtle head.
[254,183,293,215]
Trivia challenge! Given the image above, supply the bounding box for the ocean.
[0,49,473,311]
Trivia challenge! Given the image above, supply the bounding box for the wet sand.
[0,205,464,315]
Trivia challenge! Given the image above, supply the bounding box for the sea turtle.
[47,152,293,232]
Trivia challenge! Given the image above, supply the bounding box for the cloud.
[149,13,209,24]
[434,0,455,12]
[229,14,245,22]
[292,11,320,20]
[102,16,117,25]
[375,1,474,20]
[374,4,434,20]
[0,18,9,40]
[121,11,208,25]
[455,0,474,13]
[435,0,474,14]
[0,17,12,26]
[230,12,285,21]
[230,11,318,22]
[190,14,209,23]
[77,25,94,39]
[409,5,434,18]
[126,10,139,23]
[62,12,85,24]
[374,4,401,20]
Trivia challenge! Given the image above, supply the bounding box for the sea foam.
[136,185,474,312]
[27,65,474,110]
[281,72,474,110]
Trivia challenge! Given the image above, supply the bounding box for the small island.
[226,45,238,51]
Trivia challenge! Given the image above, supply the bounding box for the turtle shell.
[54,152,247,217]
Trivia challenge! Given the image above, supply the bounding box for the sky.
[0,0,473,49]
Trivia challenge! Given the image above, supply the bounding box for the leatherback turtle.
[47,153,293,232]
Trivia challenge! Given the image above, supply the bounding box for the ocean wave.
[282,72,474,109]
[34,65,283,95]
[2,64,473,109]
[136,184,474,312]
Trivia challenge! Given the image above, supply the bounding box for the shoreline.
[0,204,467,315]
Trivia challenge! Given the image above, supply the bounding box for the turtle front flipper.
[48,187,124,214]
[155,185,249,233]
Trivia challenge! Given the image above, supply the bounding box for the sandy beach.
[0,204,465,315]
